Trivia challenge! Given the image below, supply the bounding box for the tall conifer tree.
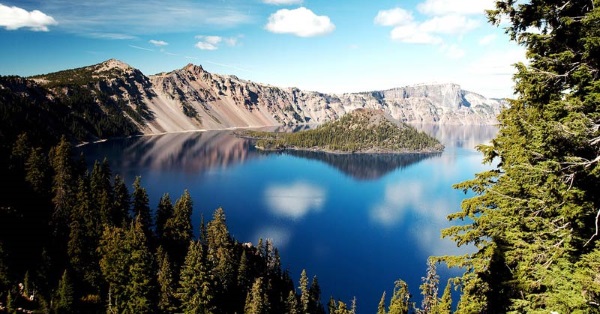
[442,1,600,312]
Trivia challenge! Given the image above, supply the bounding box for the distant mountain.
[1,59,506,143]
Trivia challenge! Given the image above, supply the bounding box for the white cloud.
[253,226,291,248]
[195,35,240,50]
[38,0,251,37]
[0,4,57,31]
[479,34,496,45]
[390,24,442,44]
[417,0,495,16]
[463,47,526,97]
[374,8,413,27]
[265,7,335,37]
[129,45,154,52]
[375,8,478,45]
[264,181,326,220]
[420,15,479,35]
[149,39,168,47]
[263,0,303,4]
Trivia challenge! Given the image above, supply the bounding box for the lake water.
[79,124,497,312]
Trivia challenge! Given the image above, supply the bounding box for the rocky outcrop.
[31,59,506,136]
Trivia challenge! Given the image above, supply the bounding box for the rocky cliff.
[26,59,505,136]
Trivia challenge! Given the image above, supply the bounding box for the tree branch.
[584,208,600,247]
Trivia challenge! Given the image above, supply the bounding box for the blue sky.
[0,0,525,98]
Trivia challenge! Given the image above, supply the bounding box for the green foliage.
[156,246,179,313]
[178,240,214,314]
[440,1,600,313]
[248,109,443,153]
[132,176,153,239]
[54,270,75,314]
[244,277,269,314]
[377,291,387,314]
[388,280,412,314]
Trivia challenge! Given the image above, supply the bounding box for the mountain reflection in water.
[279,150,439,180]
[83,130,434,180]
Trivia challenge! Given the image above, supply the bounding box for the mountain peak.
[97,59,133,72]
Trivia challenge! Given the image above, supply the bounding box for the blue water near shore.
[79,124,497,312]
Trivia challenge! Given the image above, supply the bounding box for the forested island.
[241,109,444,154]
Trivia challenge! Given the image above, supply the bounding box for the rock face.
[30,59,506,135]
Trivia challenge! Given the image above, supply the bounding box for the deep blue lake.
[79,124,497,312]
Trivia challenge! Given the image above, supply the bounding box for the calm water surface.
[80,125,497,312]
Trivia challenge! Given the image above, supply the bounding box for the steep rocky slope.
[24,59,505,136]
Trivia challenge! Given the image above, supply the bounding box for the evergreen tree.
[99,226,129,313]
[132,176,153,239]
[418,259,439,314]
[377,291,387,314]
[442,1,600,312]
[388,280,411,314]
[54,269,74,314]
[309,275,325,314]
[126,218,156,313]
[163,190,193,266]
[90,159,113,226]
[436,280,452,314]
[298,269,310,314]
[156,246,178,314]
[155,193,173,241]
[49,136,76,233]
[111,175,130,227]
[178,240,214,314]
[67,176,102,292]
[206,208,235,291]
[286,290,300,314]
[244,277,268,314]
[25,146,49,194]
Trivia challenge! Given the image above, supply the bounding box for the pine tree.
[163,190,193,267]
[298,269,310,314]
[377,291,387,314]
[90,159,112,226]
[111,175,130,227]
[99,225,129,313]
[309,275,325,314]
[435,280,452,314]
[442,1,600,312]
[178,240,214,314]
[132,176,153,240]
[206,207,235,291]
[244,277,268,314]
[155,193,173,241]
[156,246,178,314]
[286,290,300,314]
[126,218,156,313]
[49,136,76,233]
[388,280,411,314]
[54,269,74,314]
[418,259,439,314]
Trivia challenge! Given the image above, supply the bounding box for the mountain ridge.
[17,59,507,137]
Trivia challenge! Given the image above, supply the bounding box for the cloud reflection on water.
[264,181,326,220]
[371,180,473,256]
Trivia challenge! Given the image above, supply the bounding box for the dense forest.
[0,134,337,313]
[244,109,443,153]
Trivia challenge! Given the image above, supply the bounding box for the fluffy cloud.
[390,24,442,44]
[149,39,168,47]
[195,35,239,50]
[0,4,57,31]
[264,181,326,220]
[374,7,413,27]
[417,0,495,15]
[265,7,335,37]
[375,7,478,45]
[419,14,479,35]
[263,0,303,4]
